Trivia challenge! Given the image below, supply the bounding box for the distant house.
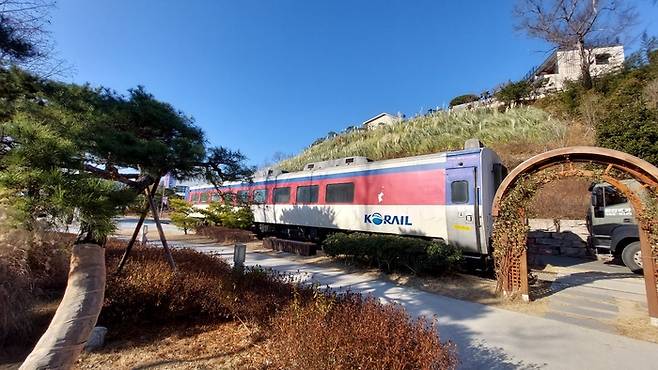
[532,45,625,91]
[362,112,402,130]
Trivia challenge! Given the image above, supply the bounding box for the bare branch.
[0,0,70,77]
[514,0,638,89]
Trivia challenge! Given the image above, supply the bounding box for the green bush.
[169,197,200,234]
[495,80,532,106]
[322,232,462,275]
[595,66,658,166]
[535,52,658,166]
[449,94,479,107]
[199,201,254,230]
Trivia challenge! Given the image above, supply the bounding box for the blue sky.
[50,1,658,167]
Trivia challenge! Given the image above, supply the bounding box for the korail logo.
[364,212,412,226]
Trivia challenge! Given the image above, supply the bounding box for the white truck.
[586,180,643,273]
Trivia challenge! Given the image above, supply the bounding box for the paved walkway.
[146,238,658,370]
[531,255,648,334]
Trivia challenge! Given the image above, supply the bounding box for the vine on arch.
[492,168,602,296]
[636,193,658,272]
[493,163,658,298]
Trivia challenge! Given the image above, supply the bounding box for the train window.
[451,181,469,204]
[211,193,221,202]
[200,192,209,203]
[296,185,319,204]
[273,187,291,204]
[223,193,235,204]
[253,189,267,204]
[238,190,249,203]
[326,183,354,203]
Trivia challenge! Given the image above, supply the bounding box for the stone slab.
[548,300,618,320]
[543,312,615,334]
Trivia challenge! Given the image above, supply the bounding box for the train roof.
[189,146,493,191]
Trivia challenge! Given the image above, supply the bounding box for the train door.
[446,167,481,253]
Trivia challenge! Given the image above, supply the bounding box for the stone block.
[84,326,107,351]
[529,219,557,232]
[560,246,589,257]
[529,230,551,238]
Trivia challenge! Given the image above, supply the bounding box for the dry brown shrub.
[644,78,658,109]
[528,177,591,219]
[195,225,255,243]
[490,121,595,169]
[578,92,604,128]
[269,294,456,370]
[102,242,457,368]
[0,230,73,347]
[102,241,305,327]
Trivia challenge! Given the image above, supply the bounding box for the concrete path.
[148,239,658,370]
[532,255,649,333]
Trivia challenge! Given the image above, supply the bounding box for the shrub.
[449,94,479,108]
[535,53,658,167]
[102,241,457,368]
[102,241,303,326]
[169,197,200,234]
[270,294,456,370]
[596,71,658,166]
[322,232,462,274]
[199,201,254,230]
[0,230,72,346]
[195,225,255,243]
[495,80,532,106]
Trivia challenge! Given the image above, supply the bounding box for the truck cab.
[586,181,642,273]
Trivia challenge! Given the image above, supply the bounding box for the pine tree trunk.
[20,244,106,370]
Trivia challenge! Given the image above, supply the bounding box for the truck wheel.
[621,241,643,274]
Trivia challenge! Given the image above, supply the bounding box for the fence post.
[234,243,246,269]
[141,225,148,245]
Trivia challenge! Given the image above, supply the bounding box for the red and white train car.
[188,143,506,258]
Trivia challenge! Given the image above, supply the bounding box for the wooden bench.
[263,237,317,256]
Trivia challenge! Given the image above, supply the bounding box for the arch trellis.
[491,146,658,326]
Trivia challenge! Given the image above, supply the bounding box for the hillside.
[278,107,592,171]
[276,52,657,219]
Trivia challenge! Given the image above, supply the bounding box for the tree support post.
[115,203,149,273]
[115,177,161,274]
[146,186,177,271]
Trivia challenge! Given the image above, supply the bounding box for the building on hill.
[362,112,402,130]
[532,45,625,92]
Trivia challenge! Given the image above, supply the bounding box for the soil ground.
[75,323,269,370]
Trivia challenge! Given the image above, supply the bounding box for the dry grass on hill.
[278,107,593,171]
[276,106,595,219]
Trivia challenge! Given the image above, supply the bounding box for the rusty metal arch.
[491,146,658,326]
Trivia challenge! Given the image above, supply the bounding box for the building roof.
[362,112,396,126]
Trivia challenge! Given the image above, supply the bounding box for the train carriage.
[188,141,506,259]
